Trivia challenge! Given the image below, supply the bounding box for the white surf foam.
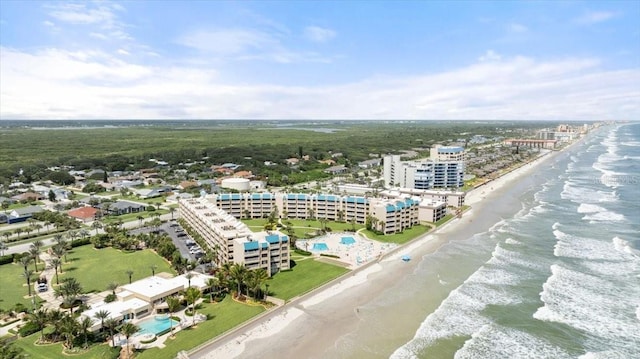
[455,324,572,359]
[534,264,640,356]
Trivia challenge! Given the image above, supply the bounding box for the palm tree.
[107,281,119,295]
[28,308,49,343]
[60,314,79,349]
[67,229,79,247]
[185,272,194,288]
[14,227,23,240]
[229,263,247,298]
[79,316,93,348]
[33,223,43,235]
[169,207,176,220]
[103,318,118,347]
[150,264,158,277]
[206,277,218,301]
[29,246,40,272]
[166,296,181,336]
[91,220,103,235]
[54,277,83,314]
[136,215,144,228]
[119,322,139,359]
[249,268,268,300]
[52,243,67,268]
[23,268,34,297]
[50,257,61,285]
[185,287,201,326]
[2,232,10,243]
[94,309,110,334]
[0,240,7,256]
[19,256,31,271]
[79,229,89,241]
[125,270,134,284]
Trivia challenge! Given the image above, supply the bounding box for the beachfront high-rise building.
[179,198,290,276]
[430,145,465,161]
[383,155,464,189]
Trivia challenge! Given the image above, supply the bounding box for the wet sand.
[191,149,566,359]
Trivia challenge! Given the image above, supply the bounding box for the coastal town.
[0,122,595,359]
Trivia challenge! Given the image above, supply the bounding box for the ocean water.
[388,124,640,358]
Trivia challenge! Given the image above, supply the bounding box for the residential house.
[11,192,45,202]
[323,165,348,175]
[100,200,146,215]
[68,207,98,222]
[8,205,44,224]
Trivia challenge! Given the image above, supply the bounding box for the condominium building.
[381,188,466,208]
[383,155,464,189]
[179,197,290,276]
[369,197,420,234]
[430,145,465,161]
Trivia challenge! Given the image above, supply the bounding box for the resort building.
[179,197,290,275]
[430,145,465,161]
[369,197,420,234]
[383,155,465,189]
[380,188,466,208]
[503,139,557,149]
[80,272,213,332]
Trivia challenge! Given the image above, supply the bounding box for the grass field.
[240,218,269,232]
[265,256,350,301]
[361,224,431,244]
[57,245,176,293]
[13,334,119,359]
[137,296,265,359]
[0,262,45,311]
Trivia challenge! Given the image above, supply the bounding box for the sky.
[0,0,639,121]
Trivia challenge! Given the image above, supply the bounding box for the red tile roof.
[68,206,98,220]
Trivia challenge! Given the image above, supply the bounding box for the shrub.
[18,321,40,337]
[320,253,340,259]
[140,336,157,344]
[0,254,13,266]
[294,249,311,256]
[104,294,116,303]
[71,237,91,248]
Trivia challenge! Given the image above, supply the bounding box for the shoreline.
[190,139,582,359]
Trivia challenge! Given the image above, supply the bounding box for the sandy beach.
[190,147,573,359]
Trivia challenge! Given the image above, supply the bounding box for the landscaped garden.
[361,224,432,244]
[265,256,350,301]
[57,245,176,293]
[0,261,44,312]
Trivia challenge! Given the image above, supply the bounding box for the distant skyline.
[1,0,639,121]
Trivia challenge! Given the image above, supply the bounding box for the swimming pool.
[136,315,180,336]
[312,242,329,251]
[340,237,356,245]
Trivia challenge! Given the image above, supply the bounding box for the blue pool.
[136,315,180,336]
[312,242,329,251]
[340,237,356,245]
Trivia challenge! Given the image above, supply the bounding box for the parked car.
[37,283,48,292]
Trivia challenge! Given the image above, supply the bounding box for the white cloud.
[508,23,528,33]
[478,50,502,62]
[177,28,335,64]
[304,26,336,43]
[574,11,617,25]
[47,3,117,26]
[117,49,130,56]
[1,46,638,121]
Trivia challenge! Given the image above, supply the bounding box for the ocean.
[383,123,640,358]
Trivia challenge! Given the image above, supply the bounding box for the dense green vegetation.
[0,120,549,185]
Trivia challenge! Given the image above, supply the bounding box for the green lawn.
[58,246,176,293]
[435,214,455,227]
[117,194,167,205]
[266,257,350,301]
[240,218,269,232]
[361,224,431,244]
[0,262,45,311]
[13,334,119,359]
[137,296,264,359]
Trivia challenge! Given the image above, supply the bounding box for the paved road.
[4,212,178,256]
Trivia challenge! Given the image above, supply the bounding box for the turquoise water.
[312,242,329,251]
[340,237,356,245]
[136,316,180,336]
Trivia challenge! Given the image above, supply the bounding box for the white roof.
[122,276,182,299]
[81,297,149,322]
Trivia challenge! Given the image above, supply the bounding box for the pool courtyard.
[297,232,397,268]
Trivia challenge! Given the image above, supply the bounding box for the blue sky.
[1,0,638,120]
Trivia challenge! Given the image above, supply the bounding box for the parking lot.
[129,220,206,264]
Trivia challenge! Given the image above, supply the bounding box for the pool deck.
[111,299,206,350]
[296,232,397,269]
